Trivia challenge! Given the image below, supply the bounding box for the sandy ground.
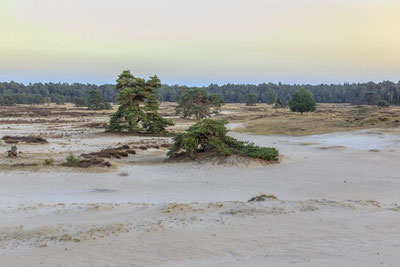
[1,105,400,266]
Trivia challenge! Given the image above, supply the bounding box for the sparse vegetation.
[168,119,279,161]
[232,103,400,136]
[63,154,112,168]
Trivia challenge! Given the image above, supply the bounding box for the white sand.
[1,125,400,266]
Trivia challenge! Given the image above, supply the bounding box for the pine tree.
[108,70,173,134]
[87,90,111,110]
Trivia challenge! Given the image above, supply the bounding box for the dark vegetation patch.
[62,154,112,168]
[2,135,48,144]
[248,193,278,202]
[81,122,108,129]
[0,119,72,124]
[167,119,279,162]
[10,163,39,167]
[0,106,109,118]
[81,145,135,159]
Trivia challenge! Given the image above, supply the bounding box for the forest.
[1,80,400,106]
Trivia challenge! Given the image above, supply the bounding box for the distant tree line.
[159,81,400,106]
[1,80,400,106]
[0,81,117,105]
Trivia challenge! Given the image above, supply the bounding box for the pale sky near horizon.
[1,0,400,85]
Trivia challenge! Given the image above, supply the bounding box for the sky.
[1,0,400,85]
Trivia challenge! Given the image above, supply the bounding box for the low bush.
[66,154,81,165]
[43,158,55,166]
[168,119,279,161]
[377,100,389,108]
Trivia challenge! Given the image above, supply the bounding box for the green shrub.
[377,100,389,108]
[66,154,81,164]
[43,158,55,166]
[168,119,279,161]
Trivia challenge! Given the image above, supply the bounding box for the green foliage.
[365,91,379,105]
[2,80,400,106]
[289,88,316,114]
[74,97,87,107]
[266,88,278,105]
[66,154,81,164]
[377,100,390,108]
[176,87,224,120]
[168,119,279,161]
[0,81,116,105]
[246,93,258,106]
[108,70,174,134]
[0,94,15,106]
[43,158,55,166]
[87,90,111,110]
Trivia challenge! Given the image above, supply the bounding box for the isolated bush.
[377,100,389,108]
[66,154,81,165]
[43,158,55,166]
[168,119,278,161]
[289,88,316,114]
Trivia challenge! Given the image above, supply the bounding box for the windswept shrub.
[168,119,279,161]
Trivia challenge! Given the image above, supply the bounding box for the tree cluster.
[176,88,224,120]
[2,80,400,106]
[0,81,116,106]
[159,81,400,105]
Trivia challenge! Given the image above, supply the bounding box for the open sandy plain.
[0,103,399,266]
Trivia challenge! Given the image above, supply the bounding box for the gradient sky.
[1,0,400,85]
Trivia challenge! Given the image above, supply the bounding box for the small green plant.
[168,119,279,161]
[43,158,55,166]
[66,154,81,164]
